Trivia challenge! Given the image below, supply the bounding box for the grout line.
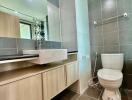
[99,0,104,53]
[15,38,19,54]
[86,95,98,100]
[116,0,121,53]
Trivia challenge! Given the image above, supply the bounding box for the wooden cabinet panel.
[0,11,20,38]
[66,61,79,86]
[43,66,66,100]
[0,74,42,100]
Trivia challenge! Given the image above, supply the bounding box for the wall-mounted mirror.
[0,0,61,42]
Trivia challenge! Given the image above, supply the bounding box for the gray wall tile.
[90,31,103,46]
[40,41,61,49]
[119,30,132,45]
[88,0,102,21]
[118,13,132,32]
[17,38,36,50]
[102,21,118,33]
[117,0,126,15]
[101,0,118,19]
[120,44,132,59]
[0,37,62,55]
[124,0,132,14]
[103,31,119,45]
[0,49,17,56]
[103,45,120,53]
[0,37,17,49]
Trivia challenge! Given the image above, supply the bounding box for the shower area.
[88,0,132,99]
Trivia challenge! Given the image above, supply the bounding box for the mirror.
[0,0,48,40]
[0,0,61,42]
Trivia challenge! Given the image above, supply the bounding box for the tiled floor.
[120,89,128,100]
[127,90,132,100]
[52,88,102,100]
[52,87,128,100]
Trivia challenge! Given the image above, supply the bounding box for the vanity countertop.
[0,54,39,64]
[0,54,39,61]
[0,59,77,86]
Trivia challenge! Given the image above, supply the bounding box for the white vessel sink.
[23,49,68,64]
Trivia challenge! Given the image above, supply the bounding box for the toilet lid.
[97,69,123,81]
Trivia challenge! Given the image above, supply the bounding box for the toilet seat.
[98,69,123,81]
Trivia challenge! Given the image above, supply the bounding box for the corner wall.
[59,0,78,52]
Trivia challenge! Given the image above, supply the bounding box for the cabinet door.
[0,74,42,100]
[66,61,79,86]
[43,66,66,100]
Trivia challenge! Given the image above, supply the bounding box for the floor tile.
[78,95,96,100]
[127,90,132,100]
[83,87,102,99]
[52,89,80,100]
[52,88,129,100]
[120,89,128,100]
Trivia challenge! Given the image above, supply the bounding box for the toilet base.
[102,89,121,100]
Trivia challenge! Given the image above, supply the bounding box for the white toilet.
[97,53,124,100]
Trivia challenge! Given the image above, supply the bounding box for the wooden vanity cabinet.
[0,61,79,100]
[0,74,42,100]
[42,61,79,100]
[42,66,66,100]
[65,61,79,86]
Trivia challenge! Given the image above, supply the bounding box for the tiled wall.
[0,37,61,72]
[0,37,62,55]
[0,37,36,72]
[88,0,132,89]
[0,37,36,56]
[40,41,61,49]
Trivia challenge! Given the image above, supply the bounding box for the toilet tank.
[101,53,124,70]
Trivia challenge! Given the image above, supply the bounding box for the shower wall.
[88,0,132,89]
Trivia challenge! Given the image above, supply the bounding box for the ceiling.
[0,0,47,21]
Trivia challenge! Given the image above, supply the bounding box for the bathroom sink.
[23,49,68,64]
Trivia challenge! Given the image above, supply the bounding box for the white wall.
[60,0,78,52]
[75,0,91,93]
[48,0,61,42]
